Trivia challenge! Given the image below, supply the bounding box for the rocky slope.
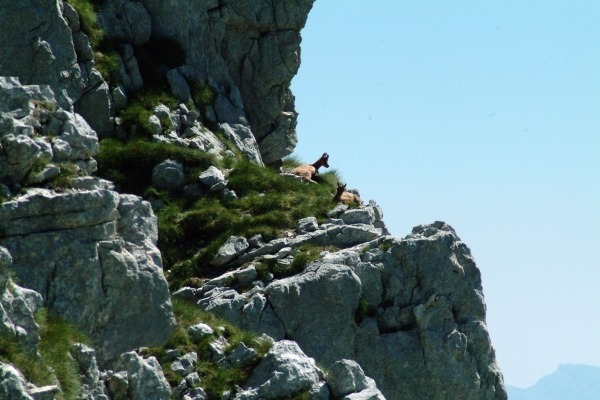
[0,1,507,399]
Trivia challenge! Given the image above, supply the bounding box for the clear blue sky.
[290,1,600,389]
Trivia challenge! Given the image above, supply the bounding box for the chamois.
[293,153,329,184]
[333,182,363,208]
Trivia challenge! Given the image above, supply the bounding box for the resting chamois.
[333,182,363,208]
[293,153,329,184]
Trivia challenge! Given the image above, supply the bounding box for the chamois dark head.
[334,182,347,201]
[312,153,329,169]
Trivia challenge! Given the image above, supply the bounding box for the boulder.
[327,360,369,398]
[0,362,33,400]
[218,123,263,166]
[235,340,325,400]
[298,217,318,233]
[340,208,375,225]
[119,352,171,400]
[171,352,198,376]
[152,159,186,190]
[187,323,214,343]
[211,236,249,266]
[167,69,192,103]
[199,166,226,187]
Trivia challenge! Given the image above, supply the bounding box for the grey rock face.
[0,189,175,362]
[97,0,152,46]
[211,236,249,266]
[0,258,44,350]
[235,340,324,400]
[266,263,361,367]
[0,0,83,110]
[74,82,114,138]
[327,360,369,398]
[167,69,192,103]
[138,0,315,164]
[119,351,171,400]
[0,362,34,400]
[218,123,263,166]
[197,221,506,400]
[152,159,186,190]
[0,78,100,186]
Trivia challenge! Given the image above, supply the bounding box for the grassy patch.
[166,162,341,287]
[0,308,87,400]
[48,163,80,190]
[191,82,215,112]
[355,299,377,325]
[95,139,215,194]
[117,88,179,138]
[256,244,336,280]
[380,240,392,252]
[94,51,120,85]
[150,300,272,397]
[65,0,104,48]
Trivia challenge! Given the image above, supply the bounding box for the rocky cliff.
[0,1,507,399]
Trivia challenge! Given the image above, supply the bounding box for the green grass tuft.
[150,299,272,397]
[65,0,104,48]
[94,51,120,85]
[95,139,215,195]
[0,308,88,400]
[191,82,215,112]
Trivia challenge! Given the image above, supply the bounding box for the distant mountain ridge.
[507,364,600,400]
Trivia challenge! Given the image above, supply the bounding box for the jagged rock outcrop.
[137,0,314,164]
[0,189,176,363]
[0,77,99,189]
[183,217,507,400]
[0,0,113,137]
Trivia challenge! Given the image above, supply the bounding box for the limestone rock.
[119,351,171,400]
[152,159,186,190]
[171,352,198,376]
[218,123,263,166]
[0,189,175,362]
[199,166,226,187]
[0,0,89,110]
[187,323,214,343]
[167,69,192,103]
[327,360,369,398]
[0,362,33,400]
[340,208,375,225]
[298,217,318,233]
[211,236,249,266]
[235,340,324,400]
[265,263,361,367]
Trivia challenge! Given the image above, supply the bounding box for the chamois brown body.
[293,153,329,184]
[333,182,363,207]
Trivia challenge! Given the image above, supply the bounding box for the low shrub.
[94,51,120,85]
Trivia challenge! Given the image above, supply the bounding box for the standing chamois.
[333,182,363,208]
[293,153,329,184]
